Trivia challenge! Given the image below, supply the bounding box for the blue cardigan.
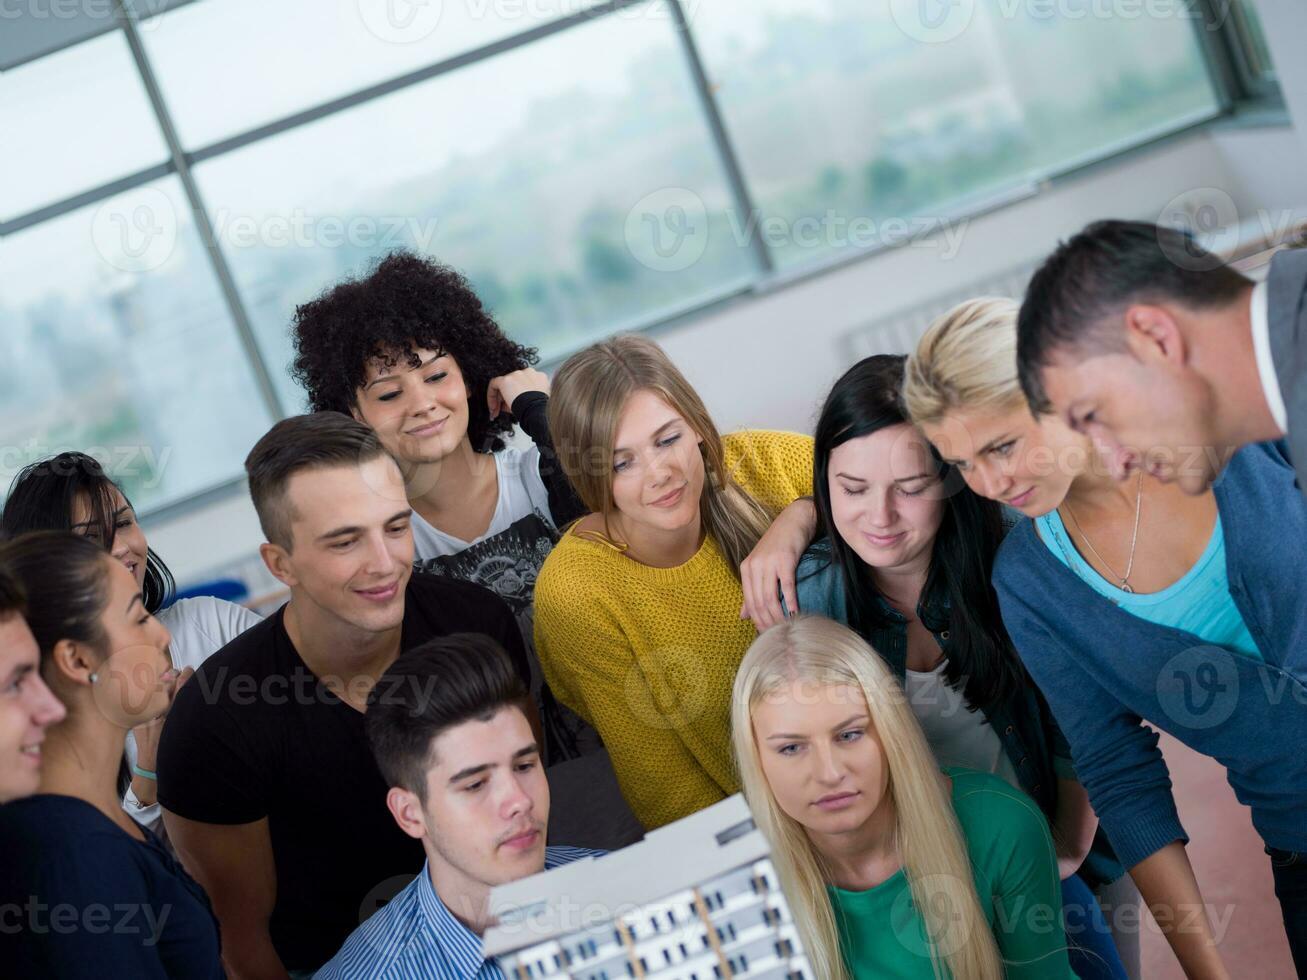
[993,441,1307,870]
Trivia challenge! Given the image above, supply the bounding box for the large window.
[690,0,1219,268]
[0,0,1261,514]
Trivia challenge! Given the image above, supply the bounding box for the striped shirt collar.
[413,860,492,980]
[316,845,600,980]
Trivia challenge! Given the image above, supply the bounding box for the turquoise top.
[1035,510,1260,659]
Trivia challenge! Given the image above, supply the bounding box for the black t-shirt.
[0,795,223,979]
[156,572,526,972]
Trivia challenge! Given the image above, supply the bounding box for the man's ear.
[49,638,98,688]
[386,786,429,840]
[260,542,299,589]
[1123,303,1188,367]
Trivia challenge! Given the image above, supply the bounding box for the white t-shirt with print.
[410,445,553,558]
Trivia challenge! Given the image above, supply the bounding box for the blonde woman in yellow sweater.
[534,335,814,829]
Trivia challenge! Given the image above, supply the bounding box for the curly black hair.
[290,251,537,452]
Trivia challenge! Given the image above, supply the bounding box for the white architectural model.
[484,795,813,980]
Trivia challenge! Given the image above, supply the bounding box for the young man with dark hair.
[316,633,599,979]
[0,564,66,804]
[1016,222,1307,973]
[157,412,531,978]
[1016,219,1307,501]
[291,252,642,851]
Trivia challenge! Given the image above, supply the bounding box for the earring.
[88,672,99,684]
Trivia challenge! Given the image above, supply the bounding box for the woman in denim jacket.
[794,354,1130,980]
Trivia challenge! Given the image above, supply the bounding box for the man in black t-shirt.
[157,412,528,977]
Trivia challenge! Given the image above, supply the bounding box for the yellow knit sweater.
[533,429,814,830]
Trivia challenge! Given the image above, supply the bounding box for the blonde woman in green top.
[732,616,1075,980]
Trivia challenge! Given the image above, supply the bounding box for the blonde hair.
[731,617,1003,980]
[548,334,773,574]
[902,297,1027,428]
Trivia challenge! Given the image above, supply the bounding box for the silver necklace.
[1061,469,1144,593]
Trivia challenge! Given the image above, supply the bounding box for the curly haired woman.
[291,252,641,849]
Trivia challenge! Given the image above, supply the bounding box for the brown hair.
[366,633,527,803]
[0,562,25,621]
[245,412,394,550]
[548,334,773,574]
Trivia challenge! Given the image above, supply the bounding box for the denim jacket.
[794,538,1122,886]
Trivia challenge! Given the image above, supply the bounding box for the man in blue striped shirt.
[315,634,602,980]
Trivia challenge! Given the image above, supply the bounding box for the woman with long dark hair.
[2,452,261,831]
[0,532,222,977]
[795,354,1126,980]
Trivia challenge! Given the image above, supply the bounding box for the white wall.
[147,123,1307,586]
[1253,0,1307,161]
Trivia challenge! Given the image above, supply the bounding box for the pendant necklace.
[1061,469,1144,594]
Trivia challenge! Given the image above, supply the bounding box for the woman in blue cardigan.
[795,353,1128,980]
[905,297,1307,979]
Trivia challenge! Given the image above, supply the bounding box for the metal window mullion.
[1188,0,1247,108]
[665,0,773,278]
[0,162,175,236]
[115,2,286,425]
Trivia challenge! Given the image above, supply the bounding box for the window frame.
[0,0,1280,523]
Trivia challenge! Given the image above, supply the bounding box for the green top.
[828,768,1075,979]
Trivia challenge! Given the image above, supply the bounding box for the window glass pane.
[194,1,756,405]
[0,32,169,223]
[140,0,608,148]
[0,179,274,510]
[692,0,1220,268]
